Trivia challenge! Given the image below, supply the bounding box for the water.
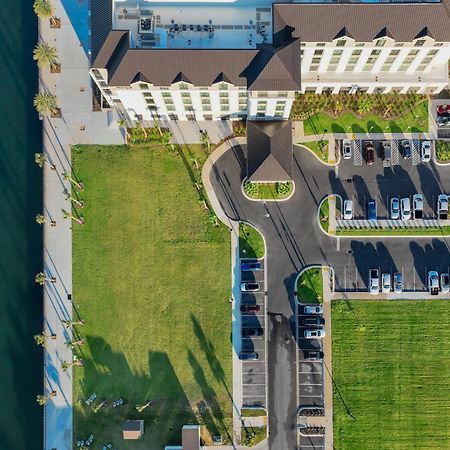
[0,1,43,449]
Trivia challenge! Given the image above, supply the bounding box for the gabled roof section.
[334,27,354,41]
[374,27,394,41]
[212,72,233,85]
[172,72,192,85]
[92,30,130,79]
[246,39,301,91]
[130,71,152,85]
[273,2,450,42]
[415,26,434,40]
[246,120,293,182]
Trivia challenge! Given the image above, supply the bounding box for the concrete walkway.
[328,196,337,235]
[321,268,334,450]
[39,2,123,449]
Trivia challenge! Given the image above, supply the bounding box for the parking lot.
[336,139,448,220]
[240,259,267,408]
[299,435,325,450]
[297,309,324,408]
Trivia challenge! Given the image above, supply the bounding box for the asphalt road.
[208,143,450,450]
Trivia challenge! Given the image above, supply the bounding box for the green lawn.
[332,300,450,450]
[337,226,450,237]
[244,181,293,200]
[239,223,265,259]
[303,101,428,136]
[299,140,328,162]
[296,268,323,303]
[72,142,232,448]
[319,199,330,233]
[241,408,267,417]
[241,426,267,446]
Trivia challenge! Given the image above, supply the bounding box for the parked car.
[381,273,391,293]
[390,197,400,220]
[242,328,263,337]
[365,141,375,164]
[440,273,450,293]
[304,305,323,315]
[303,350,324,360]
[304,329,326,339]
[437,194,449,220]
[241,282,260,292]
[394,272,403,294]
[437,115,450,127]
[421,141,431,162]
[401,140,411,159]
[369,268,379,295]
[343,199,353,220]
[241,261,261,271]
[437,104,450,115]
[304,317,325,326]
[401,197,411,220]
[382,141,392,162]
[368,200,377,221]
[428,271,439,295]
[239,352,258,360]
[342,139,352,159]
[413,194,423,219]
[240,304,261,313]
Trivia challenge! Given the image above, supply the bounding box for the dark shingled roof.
[273,2,450,42]
[92,30,130,75]
[90,0,113,62]
[246,121,293,182]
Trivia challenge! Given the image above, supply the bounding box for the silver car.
[401,197,411,221]
[440,273,449,294]
[381,273,391,293]
[304,305,323,315]
[394,272,403,294]
[421,141,431,162]
[390,197,400,220]
[304,329,326,339]
[343,199,353,220]
[342,139,352,159]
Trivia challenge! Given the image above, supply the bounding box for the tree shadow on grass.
[367,120,383,134]
[351,123,365,134]
[388,121,402,133]
[76,336,196,448]
[331,123,345,134]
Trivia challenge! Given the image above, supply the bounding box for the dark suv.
[365,141,375,164]
[242,328,263,337]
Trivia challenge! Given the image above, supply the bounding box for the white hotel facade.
[90,1,450,123]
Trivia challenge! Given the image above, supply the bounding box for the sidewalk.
[321,268,334,450]
[39,2,123,449]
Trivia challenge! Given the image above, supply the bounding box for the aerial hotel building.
[90,1,450,122]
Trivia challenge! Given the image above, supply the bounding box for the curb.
[295,143,339,167]
[294,265,335,306]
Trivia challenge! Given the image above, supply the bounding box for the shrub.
[275,182,292,196]
[244,181,259,198]
[436,141,450,163]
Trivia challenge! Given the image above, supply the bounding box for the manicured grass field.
[239,223,265,259]
[337,226,450,237]
[72,143,232,448]
[299,141,329,161]
[303,101,428,136]
[332,300,450,450]
[296,268,323,303]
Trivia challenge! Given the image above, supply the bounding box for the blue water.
[0,1,43,449]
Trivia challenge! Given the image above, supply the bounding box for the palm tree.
[33,42,59,71]
[34,332,47,346]
[62,172,83,191]
[190,156,200,171]
[136,401,152,412]
[33,0,54,19]
[357,98,373,116]
[65,338,85,349]
[200,130,211,152]
[209,213,219,227]
[35,271,56,285]
[65,193,84,208]
[135,121,148,139]
[117,119,130,142]
[161,130,175,152]
[383,103,395,118]
[333,100,343,117]
[35,214,46,225]
[62,319,85,328]
[61,358,84,372]
[62,209,84,225]
[36,391,56,405]
[35,152,55,170]
[34,92,59,117]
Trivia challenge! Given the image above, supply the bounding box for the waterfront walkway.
[39,2,122,449]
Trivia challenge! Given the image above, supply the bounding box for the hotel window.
[258,92,268,98]
[162,92,171,98]
[166,105,175,111]
[139,83,148,90]
[336,39,346,47]
[179,83,189,90]
[218,83,228,90]
[201,98,210,105]
[274,112,283,117]
[314,49,323,56]
[434,43,444,47]
[345,50,362,71]
[317,43,326,47]
[239,104,247,111]
[164,97,173,105]
[362,50,381,71]
[239,92,247,98]
[203,105,211,111]
[311,57,321,64]
[380,50,400,71]
[375,39,386,47]
[257,102,267,111]
[219,92,228,98]
[181,92,190,98]
[415,39,426,47]
[279,92,288,98]
[200,92,209,98]
[275,102,285,111]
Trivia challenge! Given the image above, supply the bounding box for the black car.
[401,140,411,159]
[304,350,324,360]
[242,328,263,337]
[240,304,261,313]
[303,317,325,326]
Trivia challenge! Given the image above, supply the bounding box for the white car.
[304,305,323,315]
[437,194,448,220]
[342,139,352,159]
[441,273,450,294]
[421,141,431,162]
[381,273,391,293]
[400,197,411,220]
[390,197,400,220]
[240,282,260,292]
[304,329,326,339]
[343,199,353,220]
[428,271,439,295]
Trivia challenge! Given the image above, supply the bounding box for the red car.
[365,141,375,165]
[240,304,260,313]
[437,104,450,115]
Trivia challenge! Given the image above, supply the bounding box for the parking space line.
[242,394,266,398]
[242,383,266,386]
[301,383,324,386]
[299,394,323,398]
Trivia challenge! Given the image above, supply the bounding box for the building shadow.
[417,164,442,211]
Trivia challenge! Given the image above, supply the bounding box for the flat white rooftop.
[113,0,274,49]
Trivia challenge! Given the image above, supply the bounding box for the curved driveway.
[207,143,450,450]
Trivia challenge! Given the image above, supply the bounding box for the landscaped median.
[239,223,265,259]
[435,140,450,164]
[243,180,293,200]
[336,224,450,237]
[299,140,329,162]
[71,142,232,448]
[332,300,450,449]
[296,267,323,304]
